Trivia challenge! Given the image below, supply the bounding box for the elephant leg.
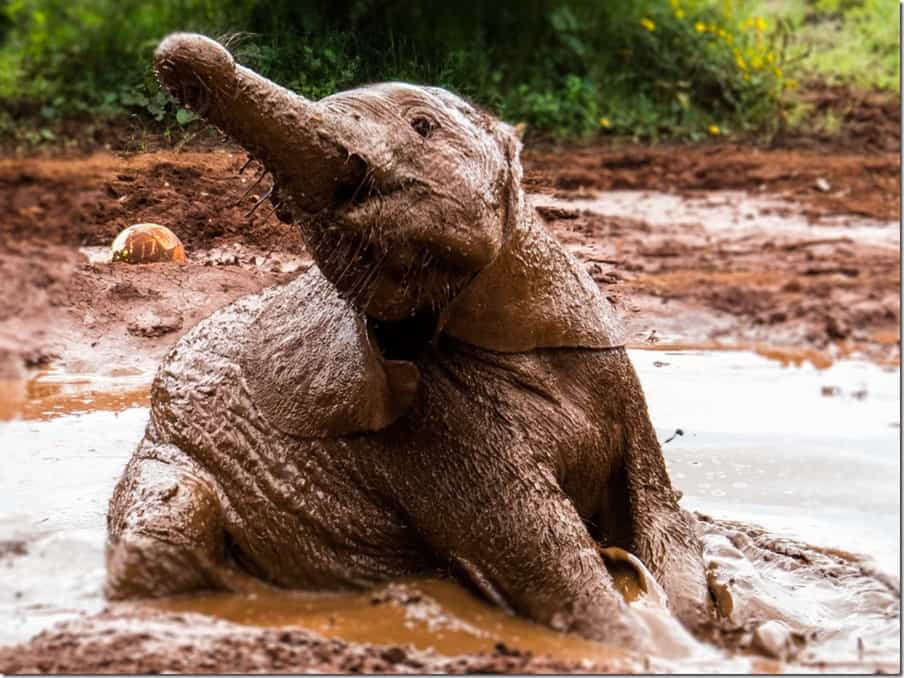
[414,463,653,650]
[105,441,250,599]
[618,398,712,632]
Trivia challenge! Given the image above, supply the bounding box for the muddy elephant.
[106,33,710,648]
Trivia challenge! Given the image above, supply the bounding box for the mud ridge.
[0,609,624,674]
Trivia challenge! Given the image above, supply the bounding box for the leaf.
[176,108,198,126]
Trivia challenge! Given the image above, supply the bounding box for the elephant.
[105,33,710,650]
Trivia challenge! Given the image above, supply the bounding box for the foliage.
[762,0,899,92]
[536,1,800,138]
[0,0,885,141]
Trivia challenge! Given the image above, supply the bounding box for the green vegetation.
[758,0,899,92]
[0,0,896,142]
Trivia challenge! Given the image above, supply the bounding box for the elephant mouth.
[294,156,473,320]
[329,161,428,225]
[303,216,470,324]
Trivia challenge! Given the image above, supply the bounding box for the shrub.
[0,0,801,139]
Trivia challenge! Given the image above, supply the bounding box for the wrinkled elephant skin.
[106,33,710,650]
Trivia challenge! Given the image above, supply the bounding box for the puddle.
[634,350,900,577]
[0,349,898,671]
[533,190,900,245]
[0,364,150,422]
[0,407,148,644]
[147,579,640,667]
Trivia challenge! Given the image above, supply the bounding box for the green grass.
[757,0,899,92]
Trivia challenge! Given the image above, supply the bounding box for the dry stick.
[256,201,287,269]
[261,202,281,222]
[245,186,274,218]
[233,169,269,207]
[238,157,254,175]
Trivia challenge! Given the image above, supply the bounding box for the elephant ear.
[242,268,418,439]
[442,212,626,353]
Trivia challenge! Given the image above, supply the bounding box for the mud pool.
[0,349,899,672]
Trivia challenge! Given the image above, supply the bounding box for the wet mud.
[0,138,899,673]
[1,143,898,377]
[0,351,898,673]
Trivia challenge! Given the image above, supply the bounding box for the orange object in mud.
[111,223,187,264]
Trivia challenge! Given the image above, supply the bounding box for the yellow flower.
[669,0,680,7]
[640,17,656,32]
[675,8,685,19]
[773,65,783,78]
[695,21,707,33]
[784,79,798,90]
[599,117,611,128]
[766,51,775,63]
[708,124,721,136]
[735,52,747,70]
[750,55,763,70]
[755,16,767,32]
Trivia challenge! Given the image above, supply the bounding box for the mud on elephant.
[106,33,711,650]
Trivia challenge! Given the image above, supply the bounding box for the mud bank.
[1,144,899,375]
[0,611,618,674]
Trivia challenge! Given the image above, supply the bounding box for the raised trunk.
[154,33,362,214]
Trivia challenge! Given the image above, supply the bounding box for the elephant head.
[154,34,623,352]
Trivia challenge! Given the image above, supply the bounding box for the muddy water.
[533,190,900,245]
[635,350,901,576]
[0,350,899,671]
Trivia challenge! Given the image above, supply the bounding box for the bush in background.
[0,0,888,141]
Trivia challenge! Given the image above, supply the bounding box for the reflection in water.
[0,350,899,672]
[143,522,899,672]
[0,366,150,421]
[150,578,633,666]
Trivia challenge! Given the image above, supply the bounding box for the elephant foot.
[105,446,230,600]
[633,510,713,634]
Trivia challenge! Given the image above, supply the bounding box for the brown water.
[533,190,900,246]
[0,350,899,672]
[150,578,638,667]
[0,365,149,422]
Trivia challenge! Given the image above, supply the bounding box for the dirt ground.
[0,127,899,672]
[0,609,618,674]
[0,135,899,378]
[525,142,900,365]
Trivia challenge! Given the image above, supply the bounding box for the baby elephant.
[106,33,710,649]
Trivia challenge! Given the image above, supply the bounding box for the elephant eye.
[410,115,437,138]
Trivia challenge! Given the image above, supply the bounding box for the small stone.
[127,309,184,338]
[815,177,832,193]
[380,647,406,664]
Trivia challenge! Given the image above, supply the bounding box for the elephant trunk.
[154,33,363,215]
